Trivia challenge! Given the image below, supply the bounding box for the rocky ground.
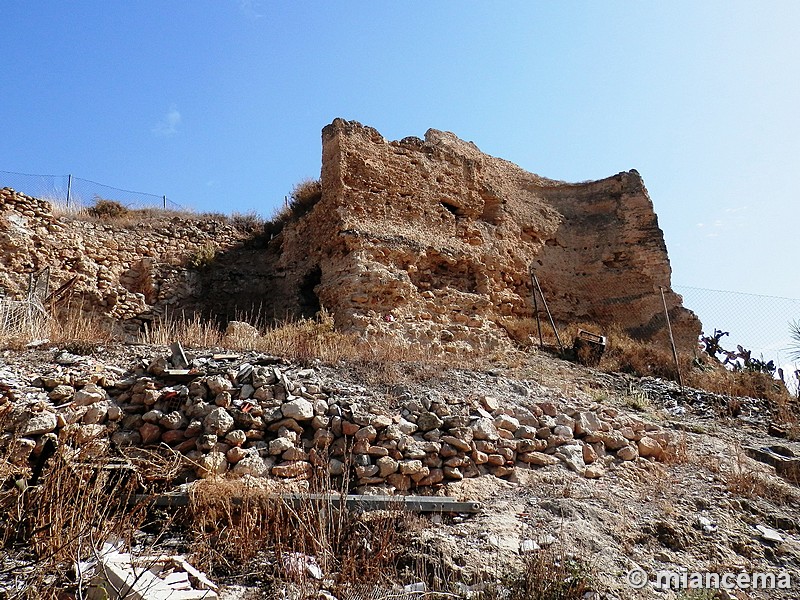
[1,342,799,600]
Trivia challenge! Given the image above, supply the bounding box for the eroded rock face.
[289,118,700,351]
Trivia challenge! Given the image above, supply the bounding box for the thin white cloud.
[152,106,182,137]
[698,206,750,238]
[237,0,264,19]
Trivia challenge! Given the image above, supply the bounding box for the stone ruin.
[0,120,702,498]
[0,349,680,489]
[306,119,700,351]
[0,118,700,351]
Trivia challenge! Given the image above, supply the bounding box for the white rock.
[282,397,314,421]
[553,425,574,439]
[471,417,499,441]
[756,525,784,544]
[556,444,586,473]
[269,437,294,455]
[197,451,228,477]
[73,384,106,406]
[495,414,520,431]
[225,321,259,339]
[20,412,57,436]
[232,454,270,477]
[697,515,717,534]
[82,404,108,425]
[574,411,601,435]
[159,411,185,430]
[206,375,232,396]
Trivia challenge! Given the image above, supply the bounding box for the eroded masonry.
[0,118,700,350]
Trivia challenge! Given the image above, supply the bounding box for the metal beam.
[135,492,481,513]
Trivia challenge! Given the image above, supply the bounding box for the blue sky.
[2,1,798,310]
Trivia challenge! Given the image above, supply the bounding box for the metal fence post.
[660,286,684,390]
[66,174,72,208]
[163,195,167,210]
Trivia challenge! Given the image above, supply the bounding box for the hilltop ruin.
[0,119,700,350]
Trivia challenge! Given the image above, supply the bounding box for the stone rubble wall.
[0,187,249,328]
[1,351,678,491]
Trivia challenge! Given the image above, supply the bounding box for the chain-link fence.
[0,269,49,337]
[0,169,182,211]
[675,284,800,388]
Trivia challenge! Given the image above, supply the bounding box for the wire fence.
[675,284,800,384]
[0,169,182,211]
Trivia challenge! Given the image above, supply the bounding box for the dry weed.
[87,198,129,219]
[0,302,118,350]
[661,432,690,466]
[724,447,798,505]
[502,542,595,600]
[48,303,118,345]
[141,311,224,348]
[686,366,789,405]
[289,178,322,218]
[186,477,421,594]
[0,439,143,596]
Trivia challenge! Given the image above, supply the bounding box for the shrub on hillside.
[263,178,323,239]
[187,243,218,269]
[230,211,267,234]
[289,178,322,218]
[87,197,129,220]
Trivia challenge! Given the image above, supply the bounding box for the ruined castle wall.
[1,118,700,350]
[0,188,250,328]
[292,119,700,350]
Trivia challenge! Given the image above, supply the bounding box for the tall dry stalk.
[141,311,223,348]
[0,439,143,597]
[186,463,419,596]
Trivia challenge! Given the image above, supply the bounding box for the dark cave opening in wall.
[299,265,322,318]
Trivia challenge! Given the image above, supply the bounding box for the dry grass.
[265,178,323,238]
[139,309,480,389]
[595,324,683,381]
[289,178,322,217]
[661,432,690,466]
[499,543,594,600]
[42,195,88,218]
[724,447,799,505]
[46,195,254,231]
[0,441,143,596]
[187,477,422,594]
[139,309,352,362]
[572,322,793,404]
[685,364,788,402]
[87,198,129,220]
[0,302,118,351]
[185,242,218,269]
[229,210,267,235]
[141,311,224,348]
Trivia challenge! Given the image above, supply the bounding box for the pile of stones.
[1,349,678,491]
